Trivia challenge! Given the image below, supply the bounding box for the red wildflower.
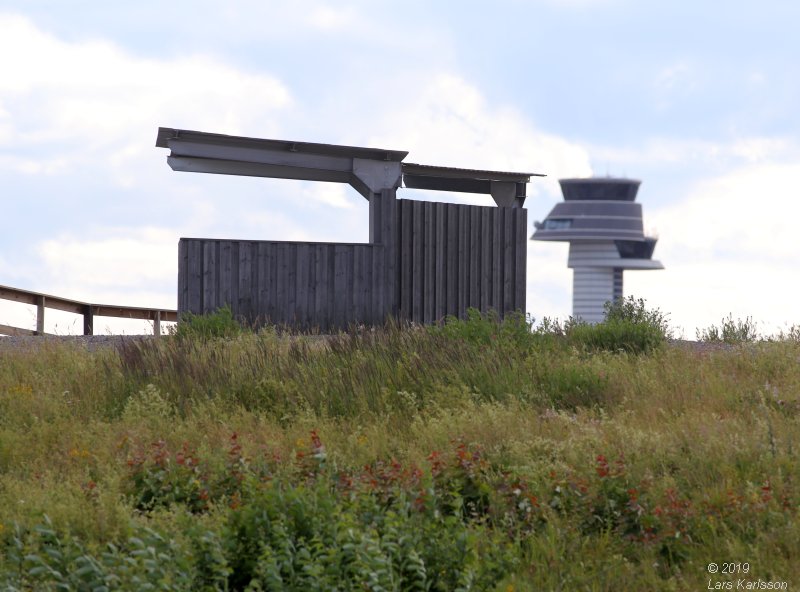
[596,455,610,478]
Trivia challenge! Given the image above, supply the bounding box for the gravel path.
[0,334,158,353]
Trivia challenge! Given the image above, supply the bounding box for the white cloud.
[527,241,571,321]
[536,0,623,7]
[301,183,357,210]
[652,163,800,262]
[1,225,183,335]
[36,227,178,307]
[654,62,692,93]
[626,162,800,335]
[520,137,800,334]
[369,74,593,203]
[588,136,798,170]
[0,12,292,184]
[9,8,796,341]
[308,5,359,30]
[361,73,593,321]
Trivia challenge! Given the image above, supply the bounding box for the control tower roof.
[532,177,651,242]
[559,177,641,202]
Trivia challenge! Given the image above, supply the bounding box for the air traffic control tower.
[531,177,663,323]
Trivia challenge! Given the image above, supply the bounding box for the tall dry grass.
[0,309,798,589]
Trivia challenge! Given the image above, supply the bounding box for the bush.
[0,517,198,591]
[603,296,671,335]
[432,308,535,350]
[174,305,245,340]
[567,297,670,354]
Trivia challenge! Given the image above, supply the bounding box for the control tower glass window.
[543,218,573,230]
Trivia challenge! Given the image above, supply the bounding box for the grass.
[0,305,799,589]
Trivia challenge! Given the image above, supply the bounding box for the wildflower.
[427,450,444,476]
[595,455,610,478]
[310,430,326,460]
[761,481,773,504]
[413,488,428,512]
[229,491,241,510]
[228,433,243,459]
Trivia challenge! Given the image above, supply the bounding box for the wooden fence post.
[36,296,45,335]
[83,305,94,336]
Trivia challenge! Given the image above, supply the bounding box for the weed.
[567,297,670,354]
[2,313,800,589]
[697,314,760,343]
[173,305,246,340]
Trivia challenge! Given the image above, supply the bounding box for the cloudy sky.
[1,1,798,336]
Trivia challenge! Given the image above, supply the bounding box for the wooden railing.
[0,284,177,337]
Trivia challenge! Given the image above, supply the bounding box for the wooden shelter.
[157,127,543,330]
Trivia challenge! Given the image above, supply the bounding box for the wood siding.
[395,199,526,321]
[178,239,384,332]
[179,194,527,330]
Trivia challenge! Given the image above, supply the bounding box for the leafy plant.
[125,440,211,513]
[4,306,800,589]
[174,305,246,340]
[567,297,670,354]
[697,314,759,344]
[432,307,535,351]
[0,517,198,591]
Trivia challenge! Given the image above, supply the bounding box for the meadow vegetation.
[1,299,799,590]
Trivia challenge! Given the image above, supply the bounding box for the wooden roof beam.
[158,127,406,200]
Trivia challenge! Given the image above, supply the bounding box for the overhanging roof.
[157,127,544,205]
[402,162,542,191]
[402,163,544,207]
[155,128,408,162]
[156,127,408,199]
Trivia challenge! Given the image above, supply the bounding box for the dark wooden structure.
[0,284,176,336]
[160,128,540,330]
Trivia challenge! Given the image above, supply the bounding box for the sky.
[1,0,799,337]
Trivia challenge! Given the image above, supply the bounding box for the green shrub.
[223,470,514,590]
[174,305,245,340]
[568,319,664,355]
[697,314,759,344]
[0,517,198,591]
[125,440,212,513]
[603,296,670,333]
[432,307,535,350]
[567,297,670,354]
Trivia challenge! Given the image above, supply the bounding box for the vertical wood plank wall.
[395,199,527,321]
[178,239,384,332]
[178,194,527,330]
